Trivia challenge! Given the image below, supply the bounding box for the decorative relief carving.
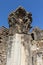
[8,7,32,33]
[0,6,43,65]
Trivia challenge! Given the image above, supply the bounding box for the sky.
[0,0,43,30]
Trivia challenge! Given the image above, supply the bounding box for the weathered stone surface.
[0,27,8,65]
[6,34,31,65]
[8,7,32,33]
[0,6,43,65]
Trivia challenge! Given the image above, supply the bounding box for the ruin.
[0,6,43,65]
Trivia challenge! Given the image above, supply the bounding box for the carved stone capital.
[8,7,32,33]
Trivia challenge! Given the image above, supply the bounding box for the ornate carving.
[0,6,43,65]
[8,7,32,33]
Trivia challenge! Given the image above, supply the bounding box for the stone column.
[6,33,29,65]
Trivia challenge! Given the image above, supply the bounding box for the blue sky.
[0,0,43,30]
